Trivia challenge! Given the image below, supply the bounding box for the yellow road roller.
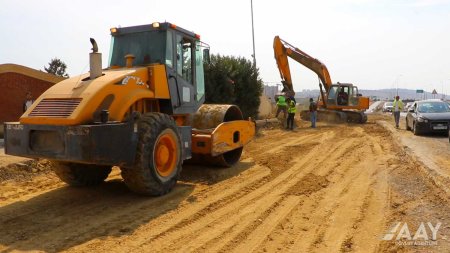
[4,22,255,195]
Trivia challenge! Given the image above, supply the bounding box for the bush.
[204,54,263,119]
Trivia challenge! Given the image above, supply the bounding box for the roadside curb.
[377,120,450,196]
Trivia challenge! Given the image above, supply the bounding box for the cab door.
[167,33,197,114]
[349,86,359,106]
[327,86,339,106]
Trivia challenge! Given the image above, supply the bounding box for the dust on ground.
[1,115,449,252]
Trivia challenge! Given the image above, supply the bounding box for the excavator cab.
[327,83,360,107]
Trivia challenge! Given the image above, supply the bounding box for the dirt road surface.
[1,116,450,252]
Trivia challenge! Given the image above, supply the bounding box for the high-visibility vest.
[288,101,296,113]
[392,99,404,111]
[277,95,287,106]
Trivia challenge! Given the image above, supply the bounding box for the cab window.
[327,86,338,105]
[176,35,193,83]
[328,86,338,99]
[195,41,205,101]
[349,87,358,106]
[165,31,174,68]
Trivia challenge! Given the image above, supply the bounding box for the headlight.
[417,116,428,123]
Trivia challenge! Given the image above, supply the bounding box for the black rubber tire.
[406,119,411,131]
[121,113,182,196]
[51,161,112,186]
[413,122,420,136]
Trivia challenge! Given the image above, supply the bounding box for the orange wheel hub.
[154,131,178,177]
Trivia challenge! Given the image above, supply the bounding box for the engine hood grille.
[29,98,82,118]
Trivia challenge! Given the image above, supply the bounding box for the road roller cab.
[4,22,255,196]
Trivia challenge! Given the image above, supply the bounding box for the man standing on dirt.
[392,95,404,128]
[286,98,296,130]
[309,98,317,128]
[275,93,287,119]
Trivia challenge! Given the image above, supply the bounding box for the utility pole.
[250,0,256,66]
[396,74,402,97]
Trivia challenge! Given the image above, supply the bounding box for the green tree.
[204,54,263,119]
[44,58,69,77]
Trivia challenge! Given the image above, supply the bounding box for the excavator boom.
[273,36,332,93]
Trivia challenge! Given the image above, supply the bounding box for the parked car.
[406,100,450,135]
[383,102,393,112]
[404,102,414,112]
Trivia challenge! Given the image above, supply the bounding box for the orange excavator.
[273,36,369,123]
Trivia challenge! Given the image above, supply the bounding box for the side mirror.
[203,48,210,64]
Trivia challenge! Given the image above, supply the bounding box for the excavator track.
[300,110,367,124]
[345,111,367,124]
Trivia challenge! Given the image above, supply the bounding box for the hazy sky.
[1,0,450,93]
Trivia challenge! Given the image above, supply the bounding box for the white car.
[383,102,393,112]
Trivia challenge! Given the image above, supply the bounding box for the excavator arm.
[273,36,333,101]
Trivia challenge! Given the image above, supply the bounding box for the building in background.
[0,63,65,124]
[263,84,279,103]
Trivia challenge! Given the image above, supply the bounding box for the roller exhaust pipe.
[89,38,102,80]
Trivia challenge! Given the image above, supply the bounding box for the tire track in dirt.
[1,163,270,252]
[236,127,371,252]
[71,131,328,252]
[4,119,447,252]
[1,184,194,252]
[243,125,390,253]
[230,196,301,253]
[0,172,63,205]
[103,130,334,251]
[347,126,391,252]
[249,129,324,154]
[67,125,358,252]
[311,157,381,252]
[287,141,375,252]
[307,154,389,251]
[140,132,360,252]
[163,135,329,252]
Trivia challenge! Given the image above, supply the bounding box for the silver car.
[383,102,393,112]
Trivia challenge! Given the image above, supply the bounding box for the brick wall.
[0,72,54,122]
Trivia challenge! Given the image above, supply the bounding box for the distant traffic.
[380,99,450,142]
